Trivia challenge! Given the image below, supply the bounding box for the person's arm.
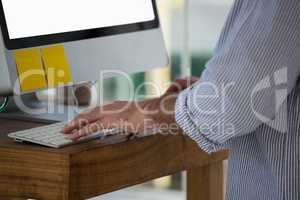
[175,0,300,153]
[62,78,198,140]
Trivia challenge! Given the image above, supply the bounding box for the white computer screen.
[2,0,155,39]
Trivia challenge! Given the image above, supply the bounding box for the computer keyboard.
[8,122,120,148]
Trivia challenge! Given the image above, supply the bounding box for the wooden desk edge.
[0,119,229,200]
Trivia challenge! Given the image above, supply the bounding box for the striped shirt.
[175,0,300,199]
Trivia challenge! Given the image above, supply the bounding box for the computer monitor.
[0,0,168,96]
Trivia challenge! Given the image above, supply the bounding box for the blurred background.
[89,0,234,199]
[98,0,234,103]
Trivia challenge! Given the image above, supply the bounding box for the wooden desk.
[0,119,228,200]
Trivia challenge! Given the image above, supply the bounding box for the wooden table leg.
[187,161,224,200]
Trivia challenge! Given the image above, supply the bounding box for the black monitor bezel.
[0,0,159,50]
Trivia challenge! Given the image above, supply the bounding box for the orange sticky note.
[15,48,47,92]
[41,45,72,88]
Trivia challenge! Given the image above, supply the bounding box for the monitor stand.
[0,93,82,124]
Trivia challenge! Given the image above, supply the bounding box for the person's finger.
[166,79,186,93]
[67,121,103,140]
[178,77,199,88]
[68,118,121,140]
[166,77,199,93]
[63,112,99,134]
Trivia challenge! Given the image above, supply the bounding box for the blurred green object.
[102,72,145,101]
[170,52,212,79]
[0,97,9,113]
[191,53,212,77]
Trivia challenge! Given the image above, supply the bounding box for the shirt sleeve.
[175,0,300,153]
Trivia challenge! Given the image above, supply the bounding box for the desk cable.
[0,96,9,113]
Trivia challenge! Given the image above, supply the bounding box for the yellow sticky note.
[15,48,47,92]
[41,45,72,88]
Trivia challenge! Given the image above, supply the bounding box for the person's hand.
[165,77,199,94]
[62,100,152,140]
[63,96,178,140]
[62,77,198,140]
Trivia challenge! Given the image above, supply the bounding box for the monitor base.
[0,93,81,124]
